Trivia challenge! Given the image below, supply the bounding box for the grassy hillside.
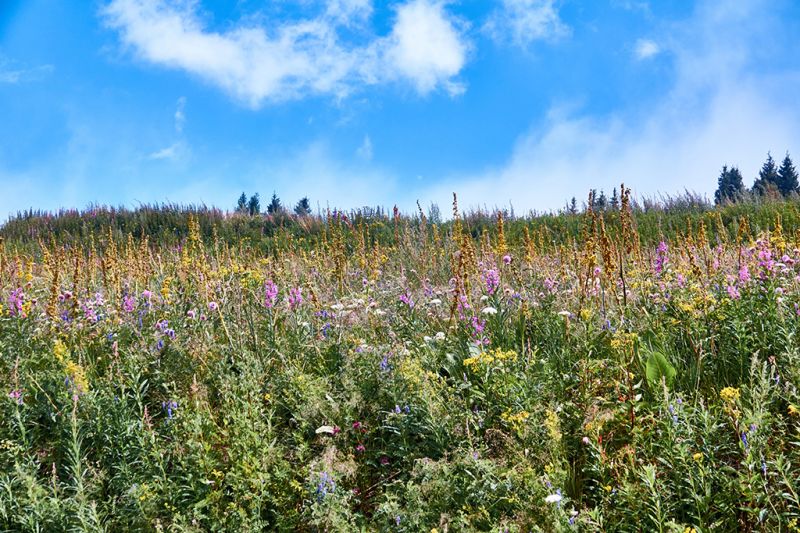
[2,192,800,530]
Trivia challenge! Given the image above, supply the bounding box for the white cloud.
[148,141,187,160]
[174,96,186,133]
[0,56,53,84]
[634,38,660,60]
[418,0,800,212]
[485,0,570,48]
[383,0,468,96]
[102,0,468,106]
[356,135,373,160]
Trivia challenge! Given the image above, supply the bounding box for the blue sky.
[1,0,799,219]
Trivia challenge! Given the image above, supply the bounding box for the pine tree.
[267,192,283,215]
[610,188,619,210]
[596,190,608,210]
[777,152,799,196]
[236,192,248,213]
[294,197,311,216]
[753,152,779,195]
[247,193,260,216]
[714,165,744,205]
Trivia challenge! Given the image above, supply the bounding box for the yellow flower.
[719,387,740,404]
[684,528,697,533]
[692,452,703,463]
[789,404,799,417]
[603,485,612,492]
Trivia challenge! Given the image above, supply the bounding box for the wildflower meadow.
[3,190,800,531]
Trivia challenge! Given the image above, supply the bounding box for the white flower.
[480,295,489,302]
[423,336,433,343]
[481,306,497,315]
[331,303,344,311]
[545,493,562,504]
[374,309,386,316]
[558,310,571,317]
[315,425,335,434]
[428,298,442,306]
[435,331,446,341]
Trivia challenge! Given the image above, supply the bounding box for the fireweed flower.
[654,241,669,275]
[7,288,25,317]
[122,295,136,313]
[398,290,414,308]
[726,285,741,300]
[482,268,500,295]
[287,287,303,310]
[264,280,278,309]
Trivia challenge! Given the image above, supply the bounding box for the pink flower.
[502,254,512,265]
[726,285,741,300]
[355,444,366,453]
[287,287,303,310]
[264,280,278,309]
[208,301,219,311]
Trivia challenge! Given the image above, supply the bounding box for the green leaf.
[645,351,677,387]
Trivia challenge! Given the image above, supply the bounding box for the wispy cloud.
[102,0,469,106]
[420,0,800,212]
[356,135,373,160]
[174,96,186,133]
[484,0,570,48]
[634,38,661,60]
[0,57,53,83]
[148,141,187,161]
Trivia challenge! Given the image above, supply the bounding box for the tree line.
[715,151,798,204]
[235,192,312,216]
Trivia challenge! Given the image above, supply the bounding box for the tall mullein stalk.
[736,215,750,272]
[449,193,465,324]
[617,183,638,309]
[696,218,710,279]
[0,236,5,284]
[578,191,598,310]
[771,214,786,254]
[598,214,617,318]
[495,210,507,258]
[45,242,61,319]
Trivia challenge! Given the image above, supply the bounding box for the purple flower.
[208,301,219,312]
[8,389,23,405]
[122,295,136,313]
[287,287,303,310]
[7,288,25,317]
[399,290,415,309]
[502,254,512,265]
[264,280,279,309]
[482,268,500,295]
[654,241,669,275]
[162,400,178,420]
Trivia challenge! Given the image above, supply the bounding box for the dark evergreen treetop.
[247,193,261,216]
[715,165,745,205]
[294,197,311,216]
[753,152,779,195]
[267,192,283,214]
[237,192,248,213]
[777,152,799,196]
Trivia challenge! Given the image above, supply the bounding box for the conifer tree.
[294,197,311,216]
[247,193,260,216]
[714,165,744,204]
[267,192,283,214]
[753,152,779,195]
[236,192,248,213]
[777,152,799,196]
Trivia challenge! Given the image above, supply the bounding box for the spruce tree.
[294,197,311,216]
[267,192,283,215]
[610,188,619,210]
[777,152,799,196]
[715,165,744,205]
[247,193,260,216]
[237,192,248,213]
[753,152,779,195]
